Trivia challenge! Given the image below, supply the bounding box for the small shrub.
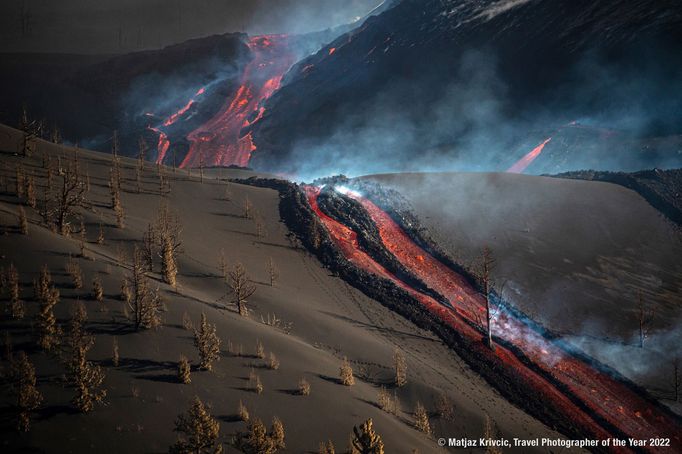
[298,377,311,396]
[267,352,280,370]
[178,355,191,384]
[340,357,354,386]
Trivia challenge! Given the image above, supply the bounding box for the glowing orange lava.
[180,35,296,168]
[507,137,552,173]
[147,87,206,164]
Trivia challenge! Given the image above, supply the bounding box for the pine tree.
[352,419,384,454]
[377,386,391,412]
[249,368,264,394]
[298,377,311,396]
[18,206,28,235]
[16,165,25,198]
[68,328,106,412]
[242,196,253,219]
[266,257,278,286]
[35,266,60,351]
[92,275,104,304]
[393,348,407,387]
[193,313,221,371]
[170,396,221,454]
[256,339,265,359]
[483,415,502,454]
[178,355,191,384]
[79,221,87,257]
[142,223,156,272]
[112,337,120,367]
[66,257,83,289]
[267,352,280,370]
[128,247,162,330]
[237,399,249,422]
[96,221,105,244]
[413,401,430,435]
[154,203,182,287]
[161,234,178,287]
[271,417,285,450]
[25,176,36,208]
[10,351,43,432]
[319,440,336,454]
[340,356,354,386]
[436,392,455,421]
[8,263,24,319]
[218,249,228,282]
[235,417,284,454]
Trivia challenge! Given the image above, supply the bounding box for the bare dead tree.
[142,223,156,272]
[636,292,655,348]
[128,247,162,330]
[111,130,120,158]
[218,249,228,282]
[477,246,499,350]
[243,196,253,219]
[266,257,278,287]
[227,263,256,316]
[199,152,205,183]
[51,162,87,236]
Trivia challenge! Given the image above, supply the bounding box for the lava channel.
[305,185,681,453]
[180,35,296,168]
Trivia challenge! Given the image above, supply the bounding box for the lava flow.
[507,137,552,173]
[305,185,681,452]
[180,35,296,168]
[146,86,206,164]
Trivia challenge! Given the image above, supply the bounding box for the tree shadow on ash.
[35,404,79,421]
[115,357,176,374]
[319,311,438,343]
[277,388,303,396]
[209,212,244,219]
[135,373,178,384]
[218,414,244,423]
[86,320,137,336]
[317,373,343,385]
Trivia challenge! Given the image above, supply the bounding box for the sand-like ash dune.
[0,124,580,453]
[364,172,682,404]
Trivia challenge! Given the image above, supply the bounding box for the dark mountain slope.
[251,0,682,175]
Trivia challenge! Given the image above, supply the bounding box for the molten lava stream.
[147,86,205,164]
[180,35,296,168]
[507,137,552,173]
[345,193,680,451]
[304,186,621,449]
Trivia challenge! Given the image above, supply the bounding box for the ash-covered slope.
[251,0,682,175]
[553,168,682,226]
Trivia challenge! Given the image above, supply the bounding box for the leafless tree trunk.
[479,247,496,349]
[636,292,654,348]
[227,263,256,316]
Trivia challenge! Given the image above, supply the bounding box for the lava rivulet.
[507,137,552,173]
[146,86,206,164]
[306,185,681,452]
[180,35,296,168]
